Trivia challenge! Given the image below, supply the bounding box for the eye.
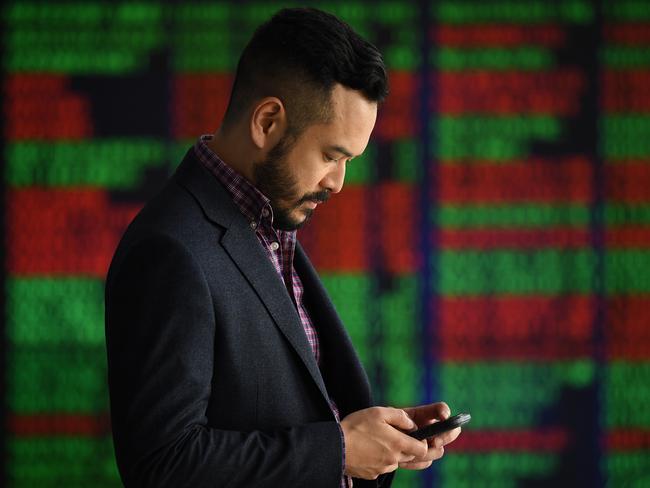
[324,154,338,162]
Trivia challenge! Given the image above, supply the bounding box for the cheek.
[291,156,325,189]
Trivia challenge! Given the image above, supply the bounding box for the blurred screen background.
[2,1,649,486]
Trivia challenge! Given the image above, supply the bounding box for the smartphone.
[408,412,471,440]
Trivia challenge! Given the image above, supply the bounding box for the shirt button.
[250,221,258,230]
[261,208,270,218]
[270,242,280,251]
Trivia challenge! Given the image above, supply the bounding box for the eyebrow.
[327,145,355,159]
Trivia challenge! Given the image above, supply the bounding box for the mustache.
[297,190,330,206]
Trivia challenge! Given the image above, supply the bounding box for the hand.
[399,402,462,470]
[340,407,429,480]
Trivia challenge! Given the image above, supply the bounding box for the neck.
[207,127,257,183]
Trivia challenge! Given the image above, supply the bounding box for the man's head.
[220,7,388,230]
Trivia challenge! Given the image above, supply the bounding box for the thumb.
[383,408,416,431]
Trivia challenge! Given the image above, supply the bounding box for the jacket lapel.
[220,223,331,404]
[294,243,373,415]
[173,149,331,406]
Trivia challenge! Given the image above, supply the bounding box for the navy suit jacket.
[105,148,394,487]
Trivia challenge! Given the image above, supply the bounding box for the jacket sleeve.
[105,233,343,487]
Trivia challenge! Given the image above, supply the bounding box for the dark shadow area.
[517,382,601,487]
[107,165,173,204]
[69,49,171,138]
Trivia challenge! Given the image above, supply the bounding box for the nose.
[321,160,346,194]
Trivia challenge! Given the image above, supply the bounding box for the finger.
[382,407,416,431]
[399,446,445,469]
[430,402,451,421]
[381,409,428,458]
[432,446,445,461]
[424,446,445,462]
[437,426,462,447]
[397,453,417,463]
[403,402,451,426]
[394,433,429,459]
[420,444,446,462]
[398,460,433,470]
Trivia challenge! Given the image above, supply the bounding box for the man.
[105,7,460,487]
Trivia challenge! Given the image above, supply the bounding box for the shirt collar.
[194,134,272,228]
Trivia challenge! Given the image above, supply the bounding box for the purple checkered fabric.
[194,135,351,487]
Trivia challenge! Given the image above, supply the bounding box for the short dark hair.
[222,7,388,137]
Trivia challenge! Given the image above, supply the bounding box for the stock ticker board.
[2,1,650,487]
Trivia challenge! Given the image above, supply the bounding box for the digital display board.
[2,1,649,486]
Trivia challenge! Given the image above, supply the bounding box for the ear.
[249,97,286,150]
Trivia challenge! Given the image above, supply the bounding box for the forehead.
[307,84,378,156]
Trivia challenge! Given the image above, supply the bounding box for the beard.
[253,133,329,231]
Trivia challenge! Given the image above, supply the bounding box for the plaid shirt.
[194,135,351,487]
